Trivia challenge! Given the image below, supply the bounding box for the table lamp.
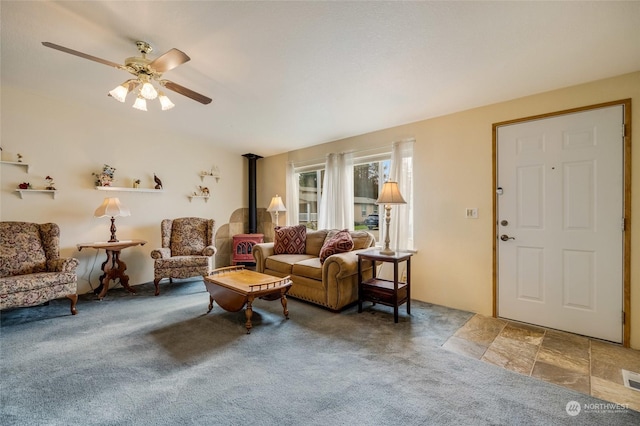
[94,197,130,242]
[376,181,406,255]
[267,195,287,227]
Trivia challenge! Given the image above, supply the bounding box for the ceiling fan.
[42,41,212,110]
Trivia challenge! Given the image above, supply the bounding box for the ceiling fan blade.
[163,81,212,105]
[149,49,190,73]
[42,42,122,69]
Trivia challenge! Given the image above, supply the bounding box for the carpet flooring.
[1,279,639,425]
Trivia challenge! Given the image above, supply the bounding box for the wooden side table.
[77,239,147,300]
[357,249,413,323]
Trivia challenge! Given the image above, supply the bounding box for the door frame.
[492,99,632,347]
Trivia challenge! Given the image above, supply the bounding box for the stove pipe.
[242,153,262,234]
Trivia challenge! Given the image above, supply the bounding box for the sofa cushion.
[170,219,209,256]
[154,256,210,269]
[0,272,77,294]
[273,225,306,254]
[319,229,354,263]
[0,222,47,277]
[291,257,323,281]
[350,230,376,250]
[305,230,329,256]
[265,254,315,275]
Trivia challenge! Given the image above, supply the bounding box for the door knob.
[500,234,515,241]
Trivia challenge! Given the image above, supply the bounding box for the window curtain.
[285,162,299,226]
[388,139,414,251]
[318,152,354,230]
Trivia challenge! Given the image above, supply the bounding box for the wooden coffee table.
[204,266,292,334]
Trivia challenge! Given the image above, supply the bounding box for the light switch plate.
[465,208,478,219]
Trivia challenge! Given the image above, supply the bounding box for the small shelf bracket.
[188,195,210,203]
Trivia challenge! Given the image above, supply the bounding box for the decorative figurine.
[92,164,116,186]
[133,179,141,189]
[199,186,210,196]
[154,174,163,190]
[18,182,31,189]
[17,153,23,163]
[45,176,56,190]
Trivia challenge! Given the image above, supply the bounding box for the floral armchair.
[0,222,78,315]
[150,217,216,296]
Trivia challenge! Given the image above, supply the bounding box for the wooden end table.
[204,266,292,334]
[357,249,413,323]
[77,239,147,300]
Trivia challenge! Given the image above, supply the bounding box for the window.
[291,140,412,251]
[353,158,390,241]
[295,156,389,238]
[297,170,323,230]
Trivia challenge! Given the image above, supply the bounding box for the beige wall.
[261,72,640,348]
[1,87,246,295]
[257,153,289,226]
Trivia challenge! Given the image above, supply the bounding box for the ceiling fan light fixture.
[140,81,158,100]
[158,91,175,111]
[109,84,128,103]
[42,41,213,111]
[132,95,147,111]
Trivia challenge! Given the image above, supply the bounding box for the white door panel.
[497,105,624,342]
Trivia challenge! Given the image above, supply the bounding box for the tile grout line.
[480,317,509,361]
[528,327,547,377]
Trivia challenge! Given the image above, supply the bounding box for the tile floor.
[443,314,640,411]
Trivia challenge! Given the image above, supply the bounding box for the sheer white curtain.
[318,152,354,230]
[285,162,299,226]
[388,139,414,251]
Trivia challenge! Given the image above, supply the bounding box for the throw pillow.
[273,225,307,254]
[319,229,354,263]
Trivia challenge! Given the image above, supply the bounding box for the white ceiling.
[2,1,639,157]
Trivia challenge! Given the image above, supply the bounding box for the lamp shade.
[94,197,131,218]
[158,92,175,110]
[108,84,128,103]
[267,195,287,212]
[132,96,147,111]
[376,181,406,205]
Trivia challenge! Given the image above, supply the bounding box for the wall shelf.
[199,166,221,183]
[199,173,220,183]
[188,195,210,202]
[95,186,163,193]
[16,189,56,199]
[1,161,30,173]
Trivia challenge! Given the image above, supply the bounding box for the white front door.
[496,105,625,343]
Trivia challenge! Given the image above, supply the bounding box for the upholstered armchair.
[0,222,79,315]
[150,217,216,296]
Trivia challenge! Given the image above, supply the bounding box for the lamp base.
[379,205,395,256]
[108,217,118,243]
[378,247,395,256]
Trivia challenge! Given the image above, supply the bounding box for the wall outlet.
[465,208,478,219]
